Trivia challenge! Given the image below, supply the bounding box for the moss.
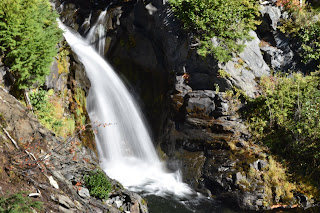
[171,94,184,112]
[234,63,242,69]
[141,198,147,206]
[238,179,251,190]
[69,85,95,151]
[247,166,260,180]
[186,106,211,119]
[30,89,76,138]
[227,141,237,151]
[260,156,302,205]
[57,45,70,74]
[218,69,231,78]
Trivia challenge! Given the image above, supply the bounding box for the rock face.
[0,87,148,212]
[164,78,268,210]
[219,30,270,98]
[57,0,270,135]
[257,4,295,71]
[256,2,317,72]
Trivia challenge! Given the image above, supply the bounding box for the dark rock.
[233,172,246,184]
[236,141,245,148]
[46,56,69,91]
[260,44,285,69]
[257,5,299,72]
[252,159,268,171]
[186,91,215,117]
[69,52,91,94]
[236,192,261,211]
[295,193,312,209]
[0,64,14,90]
[172,150,206,188]
[260,5,281,31]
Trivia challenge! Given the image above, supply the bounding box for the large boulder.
[219,31,270,98]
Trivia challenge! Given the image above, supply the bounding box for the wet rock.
[172,150,206,188]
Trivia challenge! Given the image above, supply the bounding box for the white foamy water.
[58,19,192,197]
[86,10,107,56]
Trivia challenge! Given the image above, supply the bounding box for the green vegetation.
[246,71,320,185]
[72,87,87,127]
[278,0,320,65]
[57,44,70,75]
[0,191,43,213]
[84,170,112,200]
[29,89,75,138]
[0,0,62,89]
[168,0,260,62]
[262,157,296,205]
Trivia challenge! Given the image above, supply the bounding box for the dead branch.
[2,127,19,150]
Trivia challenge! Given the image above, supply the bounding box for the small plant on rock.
[84,169,112,200]
[29,89,75,138]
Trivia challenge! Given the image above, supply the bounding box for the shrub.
[0,0,62,89]
[276,0,302,11]
[246,71,320,183]
[29,89,75,138]
[0,191,43,213]
[168,0,260,62]
[84,170,112,200]
[278,1,320,65]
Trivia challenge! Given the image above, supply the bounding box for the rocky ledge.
[159,76,314,210]
[0,87,148,213]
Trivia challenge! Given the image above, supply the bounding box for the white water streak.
[86,11,107,56]
[59,20,192,197]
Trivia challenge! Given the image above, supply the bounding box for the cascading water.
[86,10,107,56]
[58,18,192,197]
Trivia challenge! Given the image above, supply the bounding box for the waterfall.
[86,10,107,56]
[58,19,192,197]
